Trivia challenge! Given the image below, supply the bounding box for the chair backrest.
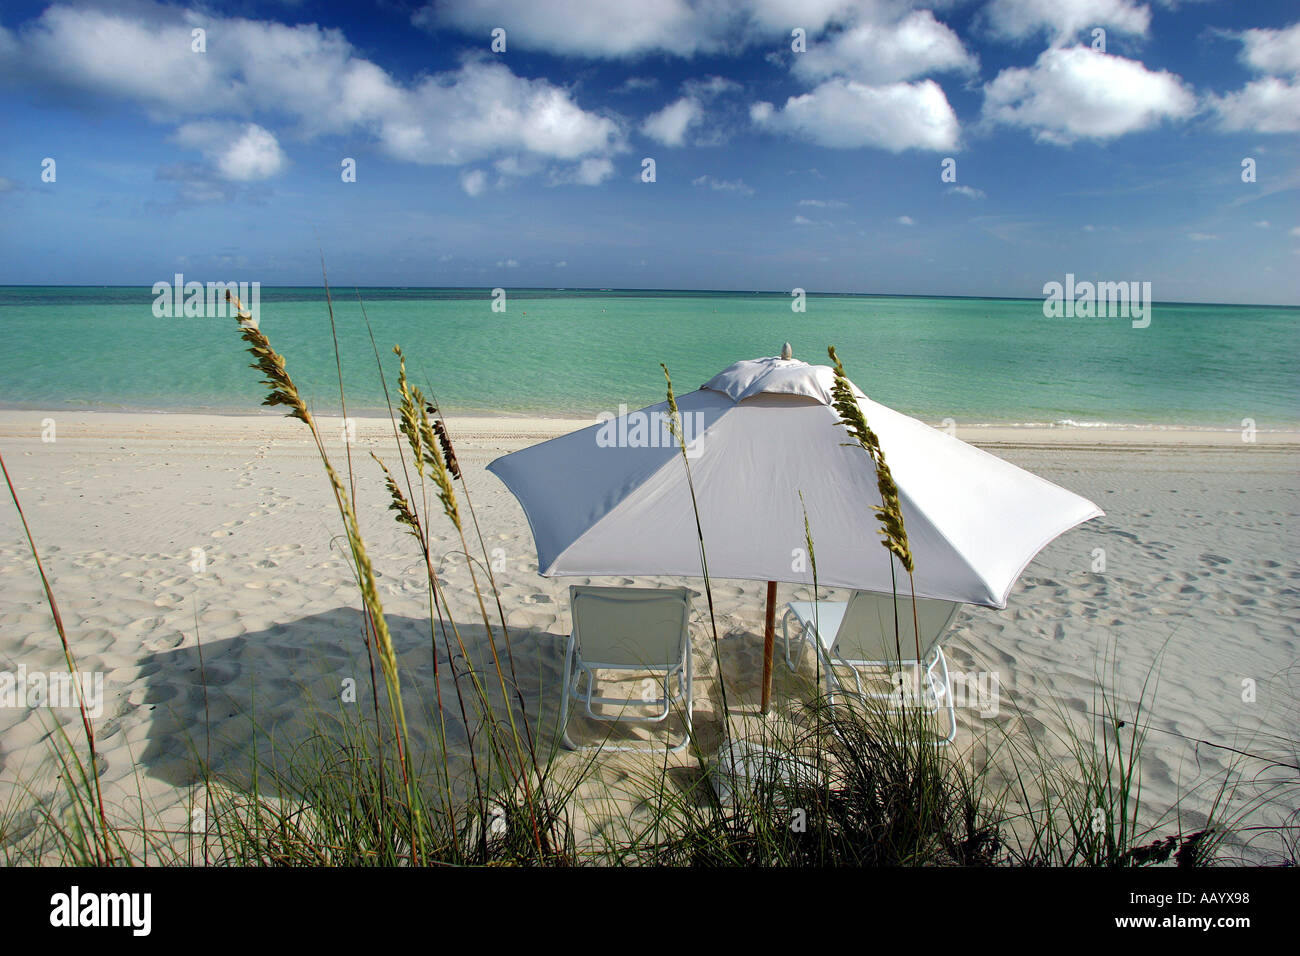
[832,591,959,663]
[569,585,692,668]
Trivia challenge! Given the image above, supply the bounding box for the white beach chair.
[560,585,693,753]
[781,591,960,744]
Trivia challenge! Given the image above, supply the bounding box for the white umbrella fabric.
[487,354,1102,708]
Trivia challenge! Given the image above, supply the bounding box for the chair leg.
[913,647,957,747]
[936,647,957,746]
[781,610,800,672]
[670,644,694,754]
[559,634,580,751]
[816,644,839,708]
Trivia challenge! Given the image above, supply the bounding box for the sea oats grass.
[828,345,925,678]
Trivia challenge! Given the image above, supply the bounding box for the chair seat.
[561,584,694,753]
[786,600,847,651]
[783,592,959,745]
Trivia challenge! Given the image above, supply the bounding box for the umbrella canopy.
[487,355,1102,609]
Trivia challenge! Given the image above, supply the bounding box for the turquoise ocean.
[1,286,1296,429]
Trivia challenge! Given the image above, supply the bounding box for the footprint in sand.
[141,632,185,653]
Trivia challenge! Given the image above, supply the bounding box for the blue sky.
[0,0,1297,303]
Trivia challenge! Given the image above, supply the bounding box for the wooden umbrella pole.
[761,580,777,714]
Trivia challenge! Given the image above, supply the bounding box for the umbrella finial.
[780,342,793,360]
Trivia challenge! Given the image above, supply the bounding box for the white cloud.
[1254,221,1270,228]
[1238,23,1300,77]
[1208,77,1300,134]
[640,76,740,147]
[1187,232,1218,241]
[753,7,971,154]
[16,5,227,114]
[416,0,739,57]
[493,155,542,180]
[792,10,976,85]
[1207,25,1300,134]
[753,78,960,151]
[642,97,703,147]
[897,215,915,225]
[616,76,658,92]
[683,75,742,99]
[173,121,287,181]
[575,156,616,185]
[460,169,489,196]
[744,0,868,33]
[984,0,1151,45]
[549,156,616,186]
[496,258,519,268]
[948,184,986,198]
[799,198,846,207]
[381,60,623,165]
[792,212,834,227]
[983,46,1194,143]
[555,260,567,267]
[692,175,754,196]
[4,4,623,190]
[417,3,970,156]
[416,0,878,59]
[1292,227,1300,238]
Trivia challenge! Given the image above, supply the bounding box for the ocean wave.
[952,420,1300,433]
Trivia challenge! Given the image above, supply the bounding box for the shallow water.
[2,286,1296,428]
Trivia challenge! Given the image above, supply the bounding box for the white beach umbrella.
[487,354,1102,706]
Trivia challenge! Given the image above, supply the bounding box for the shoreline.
[2,408,1297,447]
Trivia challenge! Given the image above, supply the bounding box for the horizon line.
[0,285,1295,310]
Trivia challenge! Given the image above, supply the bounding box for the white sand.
[0,410,1296,861]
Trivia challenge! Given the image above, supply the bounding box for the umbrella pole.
[761,580,777,714]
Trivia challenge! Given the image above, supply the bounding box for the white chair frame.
[559,586,693,753]
[781,596,959,745]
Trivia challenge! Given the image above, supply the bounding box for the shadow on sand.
[134,605,758,800]
[136,608,572,798]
